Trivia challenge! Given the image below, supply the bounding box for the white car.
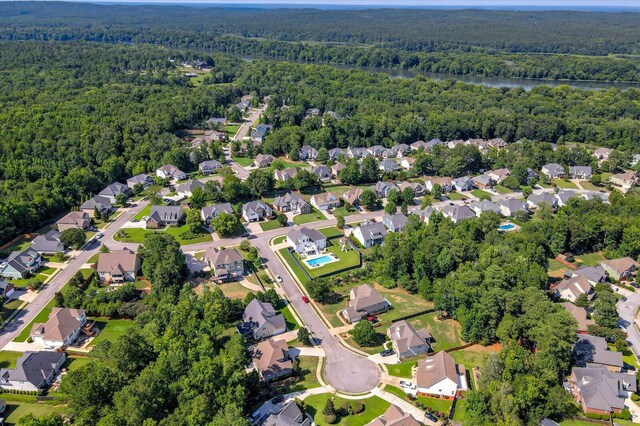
[96,232,104,239]
[276,275,283,283]
[399,381,416,390]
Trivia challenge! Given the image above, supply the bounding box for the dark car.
[302,296,310,303]
[271,395,285,404]
[247,234,257,240]
[424,412,438,422]
[380,349,394,357]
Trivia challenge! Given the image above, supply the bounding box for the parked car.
[425,412,438,422]
[380,349,394,357]
[271,395,285,404]
[302,296,310,303]
[276,275,283,283]
[131,218,139,223]
[96,232,104,239]
[248,234,257,240]
[399,380,415,389]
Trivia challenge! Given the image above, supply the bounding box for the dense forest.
[1,40,640,246]
[1,3,640,82]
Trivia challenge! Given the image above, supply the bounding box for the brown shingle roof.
[416,351,458,389]
[96,249,138,275]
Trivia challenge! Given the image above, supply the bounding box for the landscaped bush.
[585,413,602,420]
[350,401,364,414]
[323,414,337,424]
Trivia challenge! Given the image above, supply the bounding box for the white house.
[353,221,387,248]
[416,351,467,397]
[286,227,327,256]
[30,308,87,350]
[156,164,186,181]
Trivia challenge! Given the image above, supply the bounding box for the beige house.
[310,191,341,210]
[366,404,420,426]
[56,211,90,232]
[342,284,390,323]
[609,171,638,190]
[560,303,594,332]
[600,257,640,281]
[555,276,593,302]
[252,338,293,382]
[387,320,431,360]
[206,248,244,282]
[416,350,467,397]
[30,308,87,350]
[97,249,140,283]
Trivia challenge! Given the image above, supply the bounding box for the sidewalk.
[371,387,434,425]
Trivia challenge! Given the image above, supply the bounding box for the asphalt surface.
[616,286,640,360]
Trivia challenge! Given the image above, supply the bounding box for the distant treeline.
[1,2,640,82]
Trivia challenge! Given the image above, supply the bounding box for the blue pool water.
[498,224,515,231]
[306,255,335,267]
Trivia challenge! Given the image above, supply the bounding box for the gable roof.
[243,299,286,331]
[99,182,128,198]
[253,339,292,377]
[176,179,204,194]
[572,365,635,412]
[80,195,112,211]
[383,213,408,230]
[149,206,185,223]
[310,192,340,206]
[274,192,307,209]
[574,334,623,369]
[265,400,310,426]
[388,320,430,355]
[560,302,594,331]
[356,221,388,242]
[199,160,222,170]
[57,211,89,227]
[274,167,299,181]
[207,248,243,266]
[366,404,420,426]
[569,265,606,284]
[3,247,40,275]
[601,257,640,276]
[527,192,557,208]
[416,350,458,389]
[30,307,85,342]
[0,351,65,388]
[556,275,592,300]
[97,249,138,274]
[350,284,386,312]
[342,187,364,205]
[127,174,152,185]
[201,202,233,219]
[31,230,63,253]
[287,227,325,245]
[157,164,184,177]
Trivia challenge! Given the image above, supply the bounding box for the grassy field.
[553,179,579,189]
[494,185,513,195]
[4,402,64,425]
[259,219,282,231]
[223,124,240,136]
[1,299,24,322]
[318,226,344,239]
[89,318,135,346]
[304,394,390,426]
[408,313,465,351]
[273,235,287,245]
[450,344,499,368]
[14,298,57,342]
[219,282,256,300]
[343,333,388,355]
[576,252,605,266]
[232,156,254,167]
[445,192,467,201]
[471,189,492,199]
[0,351,24,368]
[295,240,360,279]
[332,206,354,217]
[293,210,326,225]
[385,361,417,378]
[113,224,212,245]
[548,258,568,274]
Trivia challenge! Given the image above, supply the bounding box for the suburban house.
[469,200,501,216]
[254,154,275,168]
[411,207,434,224]
[342,284,391,323]
[424,177,453,193]
[252,339,293,383]
[30,307,87,350]
[347,147,370,159]
[240,299,286,340]
[286,227,327,256]
[379,159,398,173]
[593,147,614,163]
[374,181,399,198]
[0,351,66,392]
[273,193,310,215]
[274,167,299,182]
[582,191,608,202]
[600,257,640,282]
[98,182,130,203]
[299,145,318,161]
[569,166,593,180]
[416,350,467,397]
[568,365,636,415]
[447,139,465,149]
[609,171,638,190]
[574,334,623,372]
[400,157,415,170]
[561,302,594,332]
[56,211,90,232]
[198,160,222,175]
[527,193,557,209]
[264,401,310,426]
[487,138,508,150]
[206,248,244,282]
[310,192,341,211]
[206,117,227,127]
[0,248,42,279]
[496,199,528,217]
[156,164,186,181]
[342,187,364,205]
[382,213,408,233]
[398,181,426,197]
[367,145,386,158]
[556,190,578,207]
[80,195,113,217]
[200,202,234,224]
[176,179,204,198]
[441,205,476,224]
[97,249,140,283]
[126,173,154,189]
[410,140,429,152]
[328,148,344,161]
[312,165,332,182]
[555,275,593,302]
[391,144,410,157]
[541,163,565,179]
[251,125,271,144]
[366,404,420,426]
[146,206,186,228]
[566,265,607,286]
[242,201,273,222]
[353,221,388,248]
[387,320,431,360]
[452,176,473,192]
[331,163,346,178]
[0,280,15,298]
[487,168,510,184]
[31,230,64,254]
[471,174,495,189]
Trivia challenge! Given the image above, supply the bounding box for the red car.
[302,296,310,303]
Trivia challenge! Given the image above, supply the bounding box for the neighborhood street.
[616,286,640,359]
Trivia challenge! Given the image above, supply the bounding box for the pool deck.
[304,252,339,268]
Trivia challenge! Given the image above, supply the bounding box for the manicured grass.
[63,356,92,371]
[408,313,465,351]
[8,267,58,287]
[553,179,579,189]
[450,344,499,368]
[4,402,63,425]
[0,351,24,368]
[224,124,240,136]
[296,241,360,279]
[87,253,100,264]
[273,235,287,245]
[323,185,354,196]
[14,298,57,342]
[445,192,467,201]
[279,304,300,331]
[1,299,24,322]
[608,344,639,370]
[471,189,492,199]
[452,399,467,423]
[417,395,453,414]
[304,394,390,426]
[293,210,326,225]
[232,156,254,167]
[579,181,605,192]
[89,318,135,346]
[259,219,283,231]
[494,185,513,195]
[80,269,94,279]
[272,356,321,394]
[560,420,605,426]
[576,252,605,267]
[318,227,344,239]
[113,225,212,245]
[384,384,410,400]
[385,361,417,379]
[133,204,152,220]
[218,282,256,300]
[332,206,354,217]
[343,333,388,355]
[279,248,310,284]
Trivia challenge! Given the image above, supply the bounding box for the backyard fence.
[390,308,436,323]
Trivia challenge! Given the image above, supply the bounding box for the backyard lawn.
[232,156,254,167]
[304,394,390,426]
[293,209,326,225]
[548,258,568,274]
[1,299,24,322]
[4,402,64,425]
[278,248,310,284]
[259,219,283,231]
[417,394,453,414]
[0,351,24,368]
[445,192,467,201]
[471,189,492,200]
[223,124,240,136]
[89,318,135,346]
[294,240,360,279]
[14,298,57,342]
[63,355,92,371]
[575,252,605,267]
[553,179,579,189]
[318,226,343,239]
[408,312,465,351]
[449,344,499,368]
[218,282,256,300]
[113,225,212,245]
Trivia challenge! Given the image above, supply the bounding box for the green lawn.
[232,156,254,167]
[293,210,326,225]
[279,248,310,284]
[332,206,354,217]
[548,258,568,272]
[445,192,467,201]
[318,226,344,239]
[87,253,100,264]
[295,241,360,279]
[385,361,417,379]
[14,298,57,342]
[260,219,283,231]
[7,267,58,288]
[223,124,240,136]
[608,344,639,370]
[218,282,256,300]
[113,225,212,245]
[0,351,24,368]
[560,420,607,426]
[133,204,152,220]
[273,235,287,245]
[417,395,453,414]
[271,355,321,394]
[89,318,135,346]
[4,402,64,425]
[304,394,390,426]
[471,189,492,200]
[63,356,92,371]
[279,303,300,331]
[344,333,388,355]
[450,344,499,368]
[452,399,467,423]
[80,269,94,279]
[553,179,579,189]
[579,181,605,192]
[494,185,513,195]
[407,312,465,351]
[576,252,605,267]
[1,299,24,322]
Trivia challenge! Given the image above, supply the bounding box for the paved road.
[0,202,149,349]
[616,287,640,360]
[232,106,266,142]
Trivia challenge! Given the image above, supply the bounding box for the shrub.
[585,413,601,420]
[350,401,364,414]
[601,414,610,421]
[340,401,350,415]
[631,393,639,402]
[323,414,338,424]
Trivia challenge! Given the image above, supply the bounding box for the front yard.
[14,298,57,342]
[553,179,579,189]
[470,189,492,200]
[231,156,254,167]
[259,219,283,231]
[303,394,390,426]
[8,267,58,288]
[1,299,24,322]
[292,209,326,225]
[271,355,321,394]
[113,224,212,245]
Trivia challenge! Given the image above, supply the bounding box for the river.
[241,56,640,91]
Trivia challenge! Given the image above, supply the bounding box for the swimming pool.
[305,254,337,268]
[498,223,515,231]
